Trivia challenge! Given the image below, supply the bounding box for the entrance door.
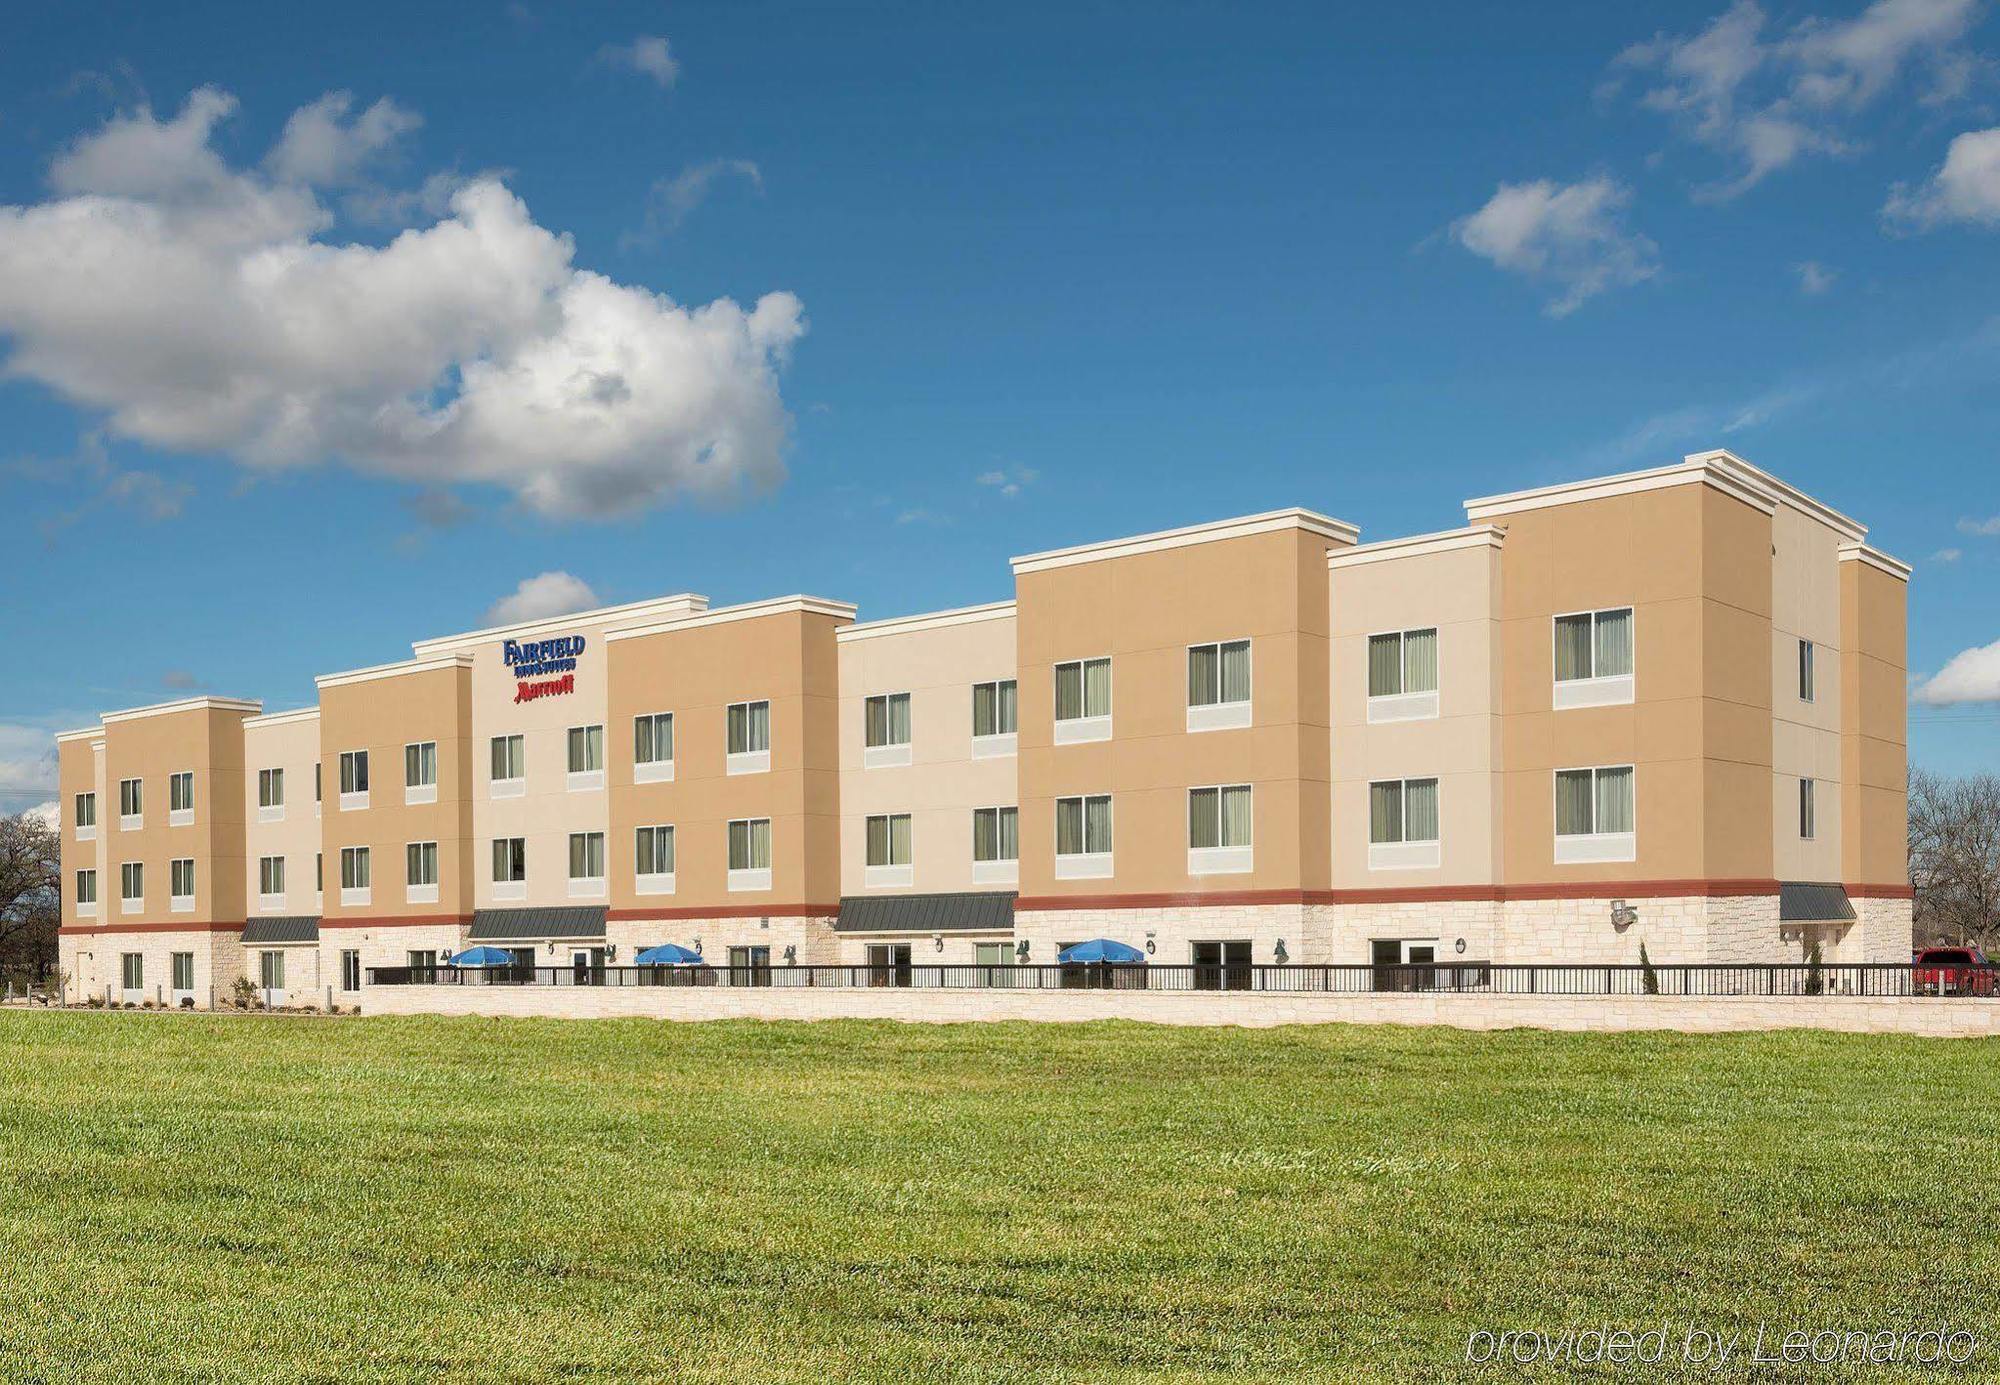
[571,947,606,986]
[866,943,912,987]
[1372,939,1438,992]
[729,945,772,987]
[1193,940,1252,991]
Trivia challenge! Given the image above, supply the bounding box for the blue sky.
[3,0,1999,812]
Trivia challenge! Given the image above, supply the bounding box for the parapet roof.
[1010,508,1359,575]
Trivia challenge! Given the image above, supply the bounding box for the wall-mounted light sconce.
[1145,929,1157,956]
[1273,939,1289,965]
[1610,900,1638,931]
[760,916,770,929]
[691,938,703,956]
[1015,939,1030,961]
[1454,937,1467,955]
[605,944,618,962]
[932,933,944,953]
[782,944,797,965]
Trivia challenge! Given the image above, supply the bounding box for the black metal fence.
[363,960,2000,999]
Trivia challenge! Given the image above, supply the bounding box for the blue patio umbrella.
[1057,939,1145,965]
[448,946,517,967]
[635,943,705,965]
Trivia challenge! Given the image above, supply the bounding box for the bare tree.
[0,811,61,982]
[1909,768,2000,950]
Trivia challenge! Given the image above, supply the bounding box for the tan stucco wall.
[88,705,251,929]
[1841,558,1909,886]
[242,712,325,918]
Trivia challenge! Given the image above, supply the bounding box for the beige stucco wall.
[836,607,1019,896]
[1769,503,1846,883]
[241,710,325,919]
[1840,556,1909,886]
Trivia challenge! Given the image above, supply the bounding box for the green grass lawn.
[2,1013,1998,1382]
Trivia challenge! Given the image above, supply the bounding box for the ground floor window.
[1370,938,1439,992]
[341,949,361,992]
[728,945,772,986]
[866,943,912,987]
[1191,940,1252,991]
[120,952,143,991]
[407,950,437,982]
[171,952,194,992]
[259,950,285,991]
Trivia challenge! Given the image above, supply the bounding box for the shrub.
[1805,937,1825,997]
[229,976,258,1010]
[1639,942,1660,996]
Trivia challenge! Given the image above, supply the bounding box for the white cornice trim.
[605,595,859,643]
[1010,508,1359,575]
[1838,543,1913,581]
[410,592,710,657]
[55,727,103,744]
[1464,457,1777,522]
[242,707,322,729]
[315,652,473,690]
[100,696,262,725]
[836,600,1016,642]
[1327,524,1506,570]
[1687,450,1867,541]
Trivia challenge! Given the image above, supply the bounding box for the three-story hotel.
[56,450,1913,1007]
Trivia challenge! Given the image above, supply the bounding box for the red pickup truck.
[1913,947,1998,997]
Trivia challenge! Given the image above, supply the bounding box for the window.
[489,734,525,794]
[568,832,606,897]
[863,693,913,768]
[315,852,323,893]
[340,950,361,993]
[169,770,194,819]
[1187,640,1253,730]
[338,750,370,809]
[1367,628,1439,722]
[259,855,286,900]
[634,712,675,782]
[339,846,371,904]
[1554,766,1636,863]
[973,807,1018,863]
[121,953,143,992]
[75,791,96,834]
[1368,778,1441,870]
[635,825,676,891]
[1054,793,1113,878]
[258,768,285,818]
[259,950,286,992]
[407,950,438,981]
[972,679,1018,755]
[864,813,913,887]
[172,952,194,993]
[1800,778,1816,840]
[727,700,771,773]
[566,725,604,788]
[406,840,439,893]
[1188,785,1254,875]
[727,817,772,890]
[492,838,528,895]
[1798,639,1816,703]
[404,742,437,804]
[315,762,322,805]
[1054,658,1112,741]
[1552,608,1634,708]
[119,777,142,825]
[120,861,143,910]
[75,869,96,906]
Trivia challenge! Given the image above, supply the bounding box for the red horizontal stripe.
[58,921,243,937]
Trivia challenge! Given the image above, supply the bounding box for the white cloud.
[0,89,807,519]
[266,92,420,186]
[977,464,1040,498]
[599,35,679,88]
[1452,176,1659,316]
[1885,127,2000,228]
[625,159,762,245]
[0,720,63,816]
[1613,0,1981,198]
[1795,260,1837,293]
[485,571,601,625]
[1958,514,2000,535]
[1932,547,1963,562]
[1914,637,2000,704]
[22,801,59,829]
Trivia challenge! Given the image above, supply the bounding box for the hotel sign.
[505,634,584,704]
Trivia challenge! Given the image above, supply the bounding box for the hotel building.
[56,450,1913,1007]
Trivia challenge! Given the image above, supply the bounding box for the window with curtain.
[123,954,143,990]
[405,742,437,787]
[170,771,193,813]
[1056,794,1112,854]
[1555,609,1633,682]
[119,778,141,817]
[1368,629,1438,697]
[636,825,675,876]
[727,701,771,754]
[1799,778,1816,839]
[568,832,605,880]
[170,858,195,899]
[339,750,369,793]
[973,807,1018,862]
[1054,658,1111,720]
[1187,640,1252,707]
[567,725,604,773]
[76,869,95,904]
[76,792,95,828]
[260,951,285,991]
[865,813,913,866]
[728,818,772,870]
[406,841,438,886]
[258,769,283,808]
[492,837,526,882]
[972,680,1018,736]
[490,734,524,780]
[1369,779,1439,844]
[634,712,674,764]
[259,856,285,895]
[121,862,142,900]
[174,952,195,991]
[340,847,370,888]
[1556,767,1634,835]
[1188,785,1253,848]
[865,693,912,748]
[1798,640,1816,702]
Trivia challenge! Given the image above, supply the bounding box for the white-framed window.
[338,750,370,810]
[75,868,97,912]
[566,725,605,792]
[120,861,143,912]
[864,812,913,888]
[315,852,323,896]
[489,734,525,797]
[1054,658,1112,743]
[406,840,439,903]
[727,817,772,891]
[1368,628,1439,723]
[74,791,96,840]
[1187,640,1252,732]
[864,693,913,769]
[1554,766,1636,863]
[1798,639,1816,703]
[258,767,285,822]
[258,855,286,909]
[1552,608,1634,709]
[119,777,142,830]
[121,952,143,996]
[340,949,361,992]
[339,845,372,906]
[172,951,195,995]
[1054,793,1113,878]
[169,770,194,825]
[1800,778,1816,840]
[1188,784,1253,875]
[1368,777,1441,870]
[634,712,675,783]
[259,950,286,995]
[972,806,1019,885]
[727,700,771,775]
[169,857,194,911]
[971,679,1018,758]
[405,741,437,805]
[314,762,322,813]
[491,837,527,900]
[567,831,606,897]
[635,824,676,894]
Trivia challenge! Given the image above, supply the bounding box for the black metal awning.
[240,916,320,944]
[835,892,1015,935]
[469,906,608,941]
[1779,882,1857,923]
